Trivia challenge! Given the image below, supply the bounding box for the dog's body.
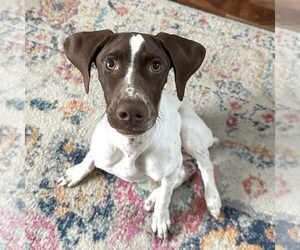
[59,31,221,239]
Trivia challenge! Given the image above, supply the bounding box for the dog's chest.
[95,130,177,182]
[114,154,148,182]
[94,131,150,182]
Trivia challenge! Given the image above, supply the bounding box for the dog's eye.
[105,59,118,70]
[150,61,161,72]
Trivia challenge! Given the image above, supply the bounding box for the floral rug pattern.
[0,0,299,249]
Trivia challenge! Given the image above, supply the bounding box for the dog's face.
[95,33,171,135]
[64,30,206,136]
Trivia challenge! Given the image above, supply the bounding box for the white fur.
[124,34,144,97]
[58,91,222,239]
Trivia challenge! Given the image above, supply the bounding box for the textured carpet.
[275,27,300,249]
[0,0,298,249]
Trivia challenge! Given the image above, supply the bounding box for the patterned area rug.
[0,0,299,249]
[275,27,300,249]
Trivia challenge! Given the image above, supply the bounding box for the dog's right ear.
[63,30,113,94]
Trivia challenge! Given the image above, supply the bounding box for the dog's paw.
[151,210,171,239]
[205,189,222,219]
[57,164,88,187]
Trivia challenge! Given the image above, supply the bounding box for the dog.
[58,30,222,239]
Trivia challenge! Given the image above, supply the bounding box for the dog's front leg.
[58,151,95,187]
[196,148,221,219]
[151,172,178,239]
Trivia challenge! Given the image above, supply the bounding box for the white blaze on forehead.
[125,34,144,92]
[130,34,144,59]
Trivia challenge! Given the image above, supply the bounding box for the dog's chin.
[115,128,147,136]
[109,121,156,137]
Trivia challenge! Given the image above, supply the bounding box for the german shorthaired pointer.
[59,30,221,239]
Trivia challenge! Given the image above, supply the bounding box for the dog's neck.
[104,120,157,160]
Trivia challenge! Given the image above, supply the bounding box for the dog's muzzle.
[108,99,155,135]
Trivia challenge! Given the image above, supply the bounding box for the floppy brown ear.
[63,30,113,93]
[156,32,206,101]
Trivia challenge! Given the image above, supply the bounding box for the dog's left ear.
[156,33,206,101]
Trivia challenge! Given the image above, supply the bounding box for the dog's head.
[64,30,206,136]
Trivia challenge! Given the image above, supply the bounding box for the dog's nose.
[116,100,148,126]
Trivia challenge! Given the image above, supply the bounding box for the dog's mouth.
[112,118,156,136]
[107,115,157,136]
[115,128,147,136]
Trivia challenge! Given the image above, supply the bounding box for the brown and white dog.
[58,30,221,239]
